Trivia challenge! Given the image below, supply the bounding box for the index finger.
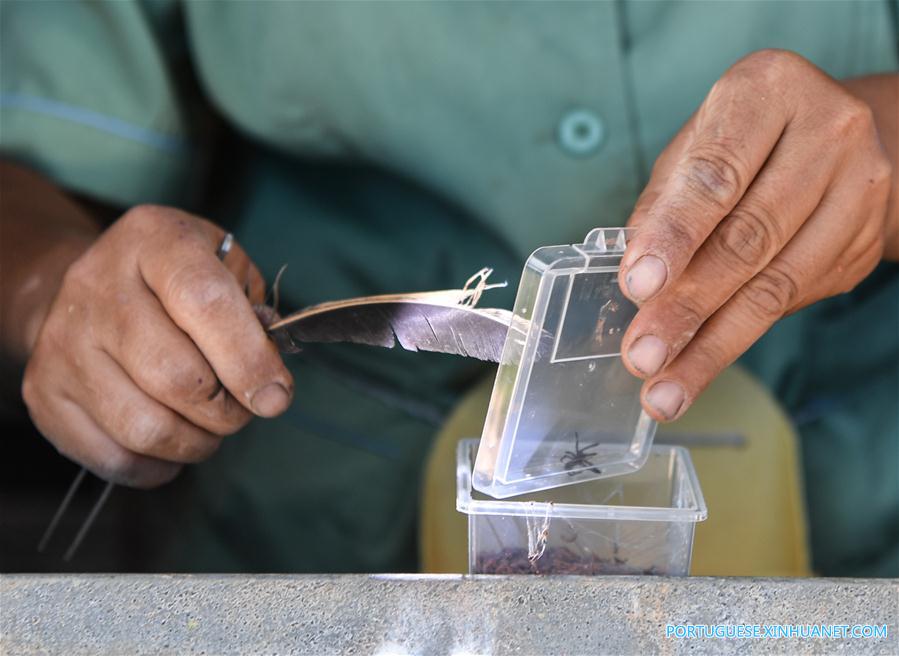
[620,57,793,302]
[137,210,294,417]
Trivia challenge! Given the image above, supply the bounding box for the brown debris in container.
[476,547,664,575]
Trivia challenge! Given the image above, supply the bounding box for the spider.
[559,432,602,476]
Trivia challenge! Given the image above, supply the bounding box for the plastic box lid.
[473,228,657,498]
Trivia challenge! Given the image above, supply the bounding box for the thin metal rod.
[63,480,114,562]
[37,467,88,553]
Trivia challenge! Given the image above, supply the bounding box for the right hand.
[21,205,294,488]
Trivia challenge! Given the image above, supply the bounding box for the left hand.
[618,49,893,422]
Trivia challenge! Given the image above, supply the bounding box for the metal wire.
[37,468,87,553]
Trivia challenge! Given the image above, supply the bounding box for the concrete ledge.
[2,574,897,655]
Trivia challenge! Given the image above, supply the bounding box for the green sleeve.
[0,0,196,207]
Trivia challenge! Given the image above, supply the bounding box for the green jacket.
[2,0,897,575]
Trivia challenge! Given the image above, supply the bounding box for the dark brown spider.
[559,432,602,476]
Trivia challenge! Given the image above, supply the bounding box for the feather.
[268,299,515,362]
[265,268,532,362]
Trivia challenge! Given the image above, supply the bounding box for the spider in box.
[559,432,603,476]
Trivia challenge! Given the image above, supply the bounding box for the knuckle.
[836,277,859,296]
[667,294,706,347]
[170,374,250,436]
[120,204,166,230]
[633,187,663,218]
[741,266,800,319]
[21,354,59,415]
[841,240,883,294]
[681,146,745,211]
[746,48,804,74]
[60,252,93,290]
[658,219,704,260]
[20,368,39,411]
[649,157,667,178]
[168,266,233,315]
[688,338,728,379]
[682,340,737,400]
[833,98,875,137]
[157,350,219,404]
[108,453,181,489]
[208,398,252,436]
[176,433,222,464]
[120,205,197,246]
[132,464,182,489]
[856,246,883,284]
[727,49,802,90]
[723,49,809,115]
[856,212,888,252]
[712,203,782,268]
[870,153,893,189]
[118,405,174,455]
[101,448,144,485]
[868,238,887,264]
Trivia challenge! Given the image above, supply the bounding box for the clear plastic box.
[473,228,656,498]
[458,439,707,575]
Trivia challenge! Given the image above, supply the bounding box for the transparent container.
[474,227,656,498]
[458,439,707,576]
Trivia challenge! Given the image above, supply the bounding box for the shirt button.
[557,109,604,157]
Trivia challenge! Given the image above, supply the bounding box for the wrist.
[3,235,95,361]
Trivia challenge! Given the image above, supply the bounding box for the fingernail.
[646,381,685,420]
[627,335,667,376]
[251,383,290,417]
[625,255,667,300]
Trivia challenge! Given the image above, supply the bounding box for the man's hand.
[619,49,896,422]
[21,205,294,488]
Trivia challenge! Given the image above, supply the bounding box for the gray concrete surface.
[2,574,897,655]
